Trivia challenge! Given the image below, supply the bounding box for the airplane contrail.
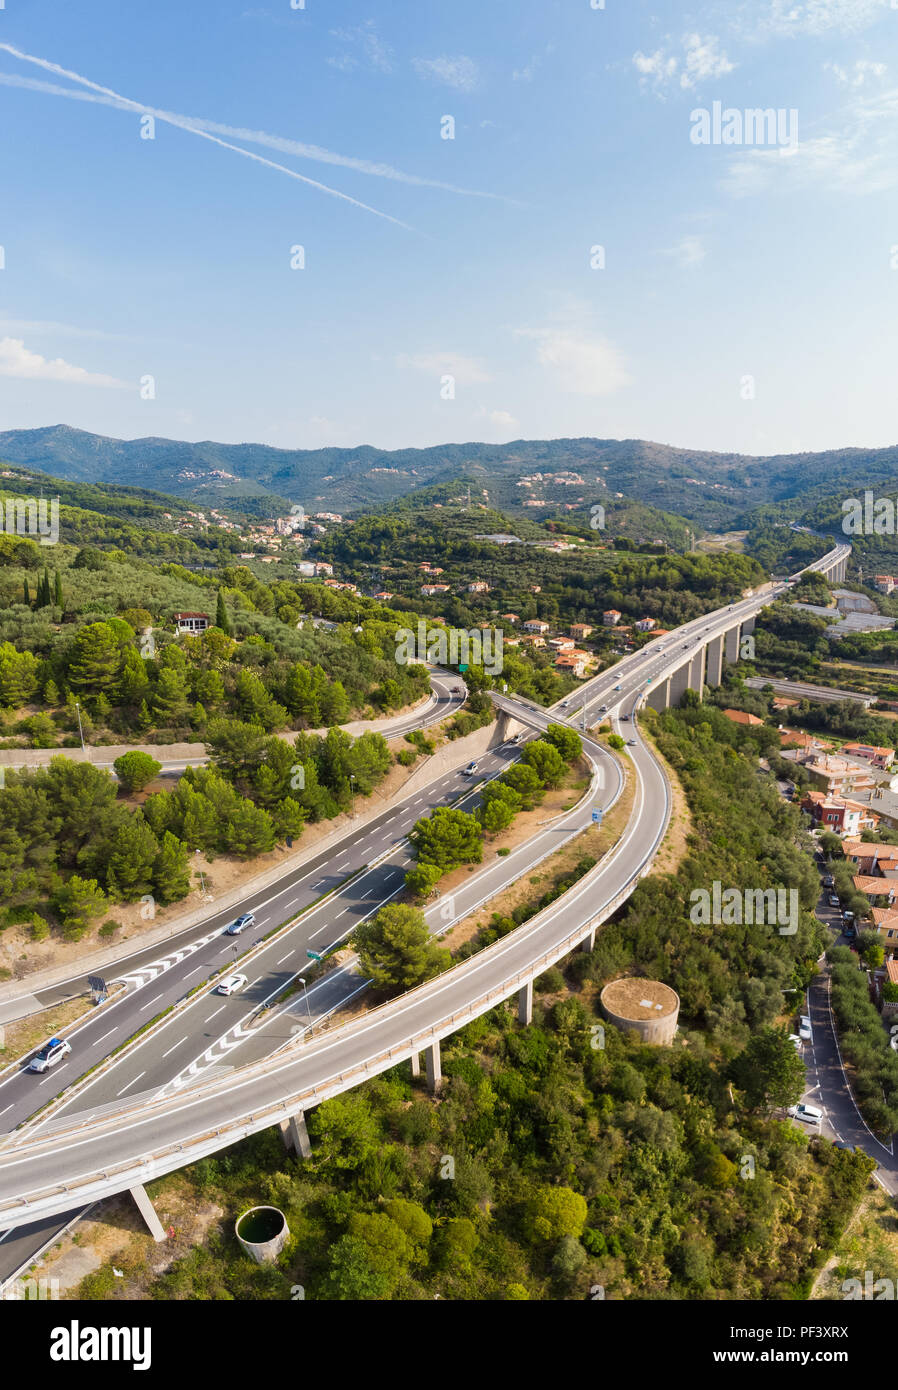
[0,43,416,229]
[0,69,510,203]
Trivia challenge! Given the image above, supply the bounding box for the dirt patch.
[642,723,692,876]
[0,993,108,1063]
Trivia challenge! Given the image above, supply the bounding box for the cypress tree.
[215,590,232,636]
[23,577,30,605]
[54,570,63,606]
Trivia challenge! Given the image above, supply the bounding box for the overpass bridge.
[0,545,851,1238]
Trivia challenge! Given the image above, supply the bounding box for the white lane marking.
[0,1103,13,1117]
[95,1029,117,1045]
[117,1071,145,1096]
[204,1006,226,1023]
[276,951,294,964]
[161,1041,185,1059]
[138,993,164,1013]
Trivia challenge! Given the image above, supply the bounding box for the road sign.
[592,809,603,824]
[87,975,108,994]
[458,663,469,673]
[306,950,323,962]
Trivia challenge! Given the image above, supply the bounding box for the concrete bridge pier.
[724,624,741,664]
[518,980,533,1025]
[425,1040,442,1093]
[741,614,756,636]
[129,1183,166,1242]
[280,1109,312,1159]
[646,675,671,713]
[688,647,705,698]
[410,1051,421,1078]
[581,924,597,952]
[706,634,724,688]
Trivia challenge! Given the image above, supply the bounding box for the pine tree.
[153,831,191,904]
[215,590,232,637]
[43,677,60,708]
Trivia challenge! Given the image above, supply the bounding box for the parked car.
[226,912,255,936]
[216,973,248,996]
[463,760,479,776]
[28,1036,72,1073]
[828,894,840,908]
[788,1033,803,1052]
[788,1103,822,1125]
[799,1015,813,1042]
[823,874,834,888]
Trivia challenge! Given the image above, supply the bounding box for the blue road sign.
[592,809,603,824]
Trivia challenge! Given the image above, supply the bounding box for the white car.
[463,760,479,776]
[788,1033,802,1053]
[799,1015,812,1042]
[217,973,248,996]
[28,1037,72,1073]
[788,1103,822,1125]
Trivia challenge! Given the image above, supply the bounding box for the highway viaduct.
[0,542,852,1249]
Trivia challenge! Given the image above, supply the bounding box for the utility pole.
[73,700,86,754]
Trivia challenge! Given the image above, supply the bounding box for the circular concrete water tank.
[600,977,680,1045]
[235,1205,289,1264]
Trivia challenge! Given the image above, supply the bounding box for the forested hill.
[2,424,897,530]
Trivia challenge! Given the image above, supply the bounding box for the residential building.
[874,575,896,595]
[314,562,333,576]
[843,742,894,770]
[467,581,490,593]
[634,617,656,632]
[420,584,450,596]
[570,623,594,640]
[801,790,879,837]
[722,709,764,727]
[603,609,622,626]
[501,613,521,624]
[555,650,591,678]
[174,611,210,634]
[549,637,575,651]
[523,619,550,634]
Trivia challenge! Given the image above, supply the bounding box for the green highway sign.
[306,950,323,962]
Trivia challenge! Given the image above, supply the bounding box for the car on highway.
[799,1015,813,1042]
[621,714,629,721]
[216,973,248,996]
[463,760,479,776]
[507,733,525,745]
[226,912,255,936]
[788,1103,822,1125]
[626,738,637,746]
[828,894,840,908]
[614,684,621,691]
[28,1037,72,1073]
[560,699,570,708]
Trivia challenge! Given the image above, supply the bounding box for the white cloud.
[661,235,707,266]
[632,49,679,90]
[412,56,479,92]
[517,328,631,396]
[329,21,394,73]
[0,337,128,388]
[633,34,735,93]
[824,58,887,86]
[680,34,736,89]
[0,317,133,341]
[721,86,898,196]
[396,351,493,385]
[756,0,888,37]
[474,407,519,432]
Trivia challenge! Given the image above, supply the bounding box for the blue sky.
[0,0,896,458]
